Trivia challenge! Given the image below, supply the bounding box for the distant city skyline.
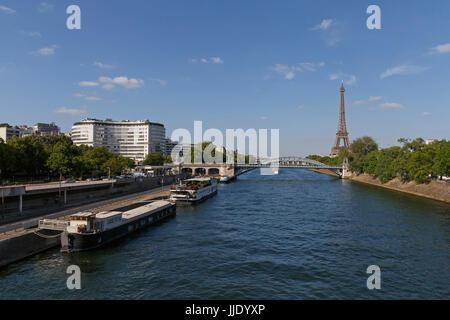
[1,0,449,156]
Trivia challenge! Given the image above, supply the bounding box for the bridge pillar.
[220,165,235,176]
[341,158,352,179]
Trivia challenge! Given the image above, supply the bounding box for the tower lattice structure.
[330,82,350,157]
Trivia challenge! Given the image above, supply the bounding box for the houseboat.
[61,200,176,252]
[169,177,218,205]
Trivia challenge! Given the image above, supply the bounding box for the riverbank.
[348,173,450,203]
[309,168,340,177]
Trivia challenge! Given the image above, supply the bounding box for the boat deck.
[122,200,172,221]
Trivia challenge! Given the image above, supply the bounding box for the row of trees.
[349,137,449,183]
[0,135,135,181]
[308,137,449,184]
[142,153,172,166]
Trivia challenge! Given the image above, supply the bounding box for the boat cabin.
[67,212,97,233]
[93,211,123,232]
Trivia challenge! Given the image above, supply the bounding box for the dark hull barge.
[61,200,175,252]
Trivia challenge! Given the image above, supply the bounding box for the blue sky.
[0,0,449,156]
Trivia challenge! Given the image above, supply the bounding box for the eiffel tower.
[330,82,350,157]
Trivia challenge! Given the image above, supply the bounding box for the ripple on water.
[0,169,449,299]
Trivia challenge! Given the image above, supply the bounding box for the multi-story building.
[0,126,21,142]
[0,123,62,142]
[164,138,179,156]
[71,119,166,163]
[149,122,166,154]
[19,126,35,137]
[33,122,60,136]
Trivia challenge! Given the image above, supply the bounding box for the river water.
[1,169,449,299]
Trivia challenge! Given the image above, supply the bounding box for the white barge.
[169,177,218,205]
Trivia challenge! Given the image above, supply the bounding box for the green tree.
[143,153,166,166]
[7,136,48,177]
[102,156,134,175]
[349,136,378,173]
[363,150,378,175]
[0,141,18,178]
[46,141,76,179]
[81,146,115,177]
[432,140,450,178]
[375,147,403,183]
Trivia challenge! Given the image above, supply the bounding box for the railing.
[237,163,342,169]
[38,219,70,231]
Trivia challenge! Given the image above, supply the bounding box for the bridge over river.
[176,157,345,177]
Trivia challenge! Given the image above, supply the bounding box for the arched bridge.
[175,157,345,177]
[235,157,344,177]
[236,157,342,170]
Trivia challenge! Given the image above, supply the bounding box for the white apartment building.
[71,119,166,162]
[33,122,60,136]
[0,126,21,142]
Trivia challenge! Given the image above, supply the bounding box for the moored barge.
[61,200,175,252]
[169,177,218,205]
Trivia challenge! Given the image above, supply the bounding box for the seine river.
[1,169,449,299]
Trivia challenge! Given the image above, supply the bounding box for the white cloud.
[85,96,102,101]
[380,65,428,79]
[369,96,383,102]
[260,116,268,120]
[273,64,299,79]
[54,106,87,116]
[329,73,357,85]
[299,62,325,71]
[210,57,224,64]
[149,78,167,86]
[192,57,225,64]
[73,93,102,101]
[353,96,383,105]
[273,62,324,80]
[311,19,333,31]
[31,45,58,56]
[310,19,341,46]
[101,83,115,90]
[99,76,144,89]
[0,5,15,14]
[379,102,404,109]
[38,2,53,13]
[297,105,307,110]
[20,31,41,38]
[79,81,99,87]
[422,112,431,116]
[93,61,114,69]
[428,43,450,55]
